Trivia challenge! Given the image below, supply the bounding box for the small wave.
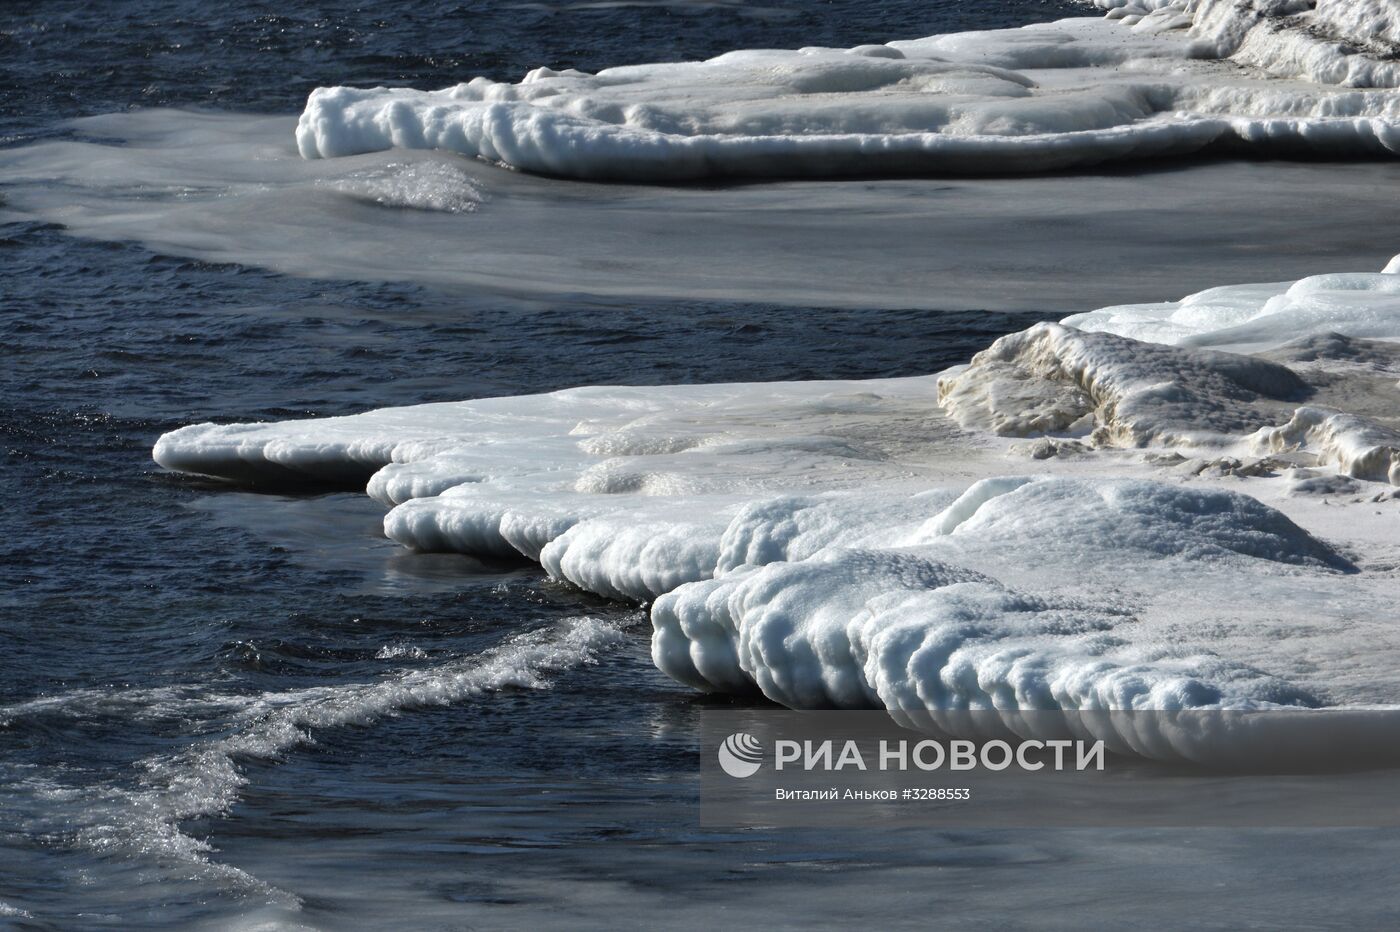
[375,642,429,659]
[17,616,626,904]
[0,684,249,728]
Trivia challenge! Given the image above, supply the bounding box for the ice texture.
[1062,259,1400,481]
[294,3,1400,179]
[1252,408,1400,486]
[936,322,1308,446]
[1065,264,1400,352]
[154,257,1400,752]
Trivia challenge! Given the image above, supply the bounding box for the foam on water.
[10,616,625,906]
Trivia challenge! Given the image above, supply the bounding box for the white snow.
[1065,266,1400,352]
[153,256,1400,756]
[292,4,1400,180]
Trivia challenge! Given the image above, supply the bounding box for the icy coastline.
[154,257,1400,757]
[294,1,1400,179]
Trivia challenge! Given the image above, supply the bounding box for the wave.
[12,617,624,904]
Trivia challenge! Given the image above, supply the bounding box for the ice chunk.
[1187,0,1400,87]
[936,322,1309,447]
[293,9,1400,180]
[1065,265,1400,353]
[1252,408,1400,485]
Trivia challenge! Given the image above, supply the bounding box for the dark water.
[1,1,1101,927]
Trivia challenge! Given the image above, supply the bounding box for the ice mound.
[294,4,1400,179]
[1093,2,1400,85]
[1187,0,1400,87]
[654,475,1346,718]
[906,476,1350,569]
[1252,408,1400,485]
[651,544,1314,715]
[1065,266,1400,352]
[936,322,1308,447]
[1057,258,1400,480]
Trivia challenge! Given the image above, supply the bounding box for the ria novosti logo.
[715,731,1108,778]
[718,732,764,778]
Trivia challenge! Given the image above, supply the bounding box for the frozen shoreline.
[154,257,1400,757]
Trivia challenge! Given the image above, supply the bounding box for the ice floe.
[294,1,1400,179]
[154,254,1400,750]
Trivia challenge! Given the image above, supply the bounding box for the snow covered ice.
[295,0,1400,179]
[155,251,1400,760]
